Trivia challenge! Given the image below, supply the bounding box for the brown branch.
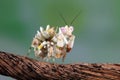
[0,51,120,80]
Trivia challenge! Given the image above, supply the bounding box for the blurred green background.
[0,0,120,79]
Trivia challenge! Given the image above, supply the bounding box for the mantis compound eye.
[61,27,67,34]
[69,26,74,32]
[67,26,74,36]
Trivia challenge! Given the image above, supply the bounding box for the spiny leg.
[26,46,32,56]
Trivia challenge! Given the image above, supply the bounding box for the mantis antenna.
[70,11,81,25]
[58,10,81,26]
[58,11,68,25]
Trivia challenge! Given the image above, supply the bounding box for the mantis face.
[60,25,74,37]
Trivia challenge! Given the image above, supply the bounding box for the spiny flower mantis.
[28,11,81,62]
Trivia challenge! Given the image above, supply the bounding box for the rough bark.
[0,51,120,80]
